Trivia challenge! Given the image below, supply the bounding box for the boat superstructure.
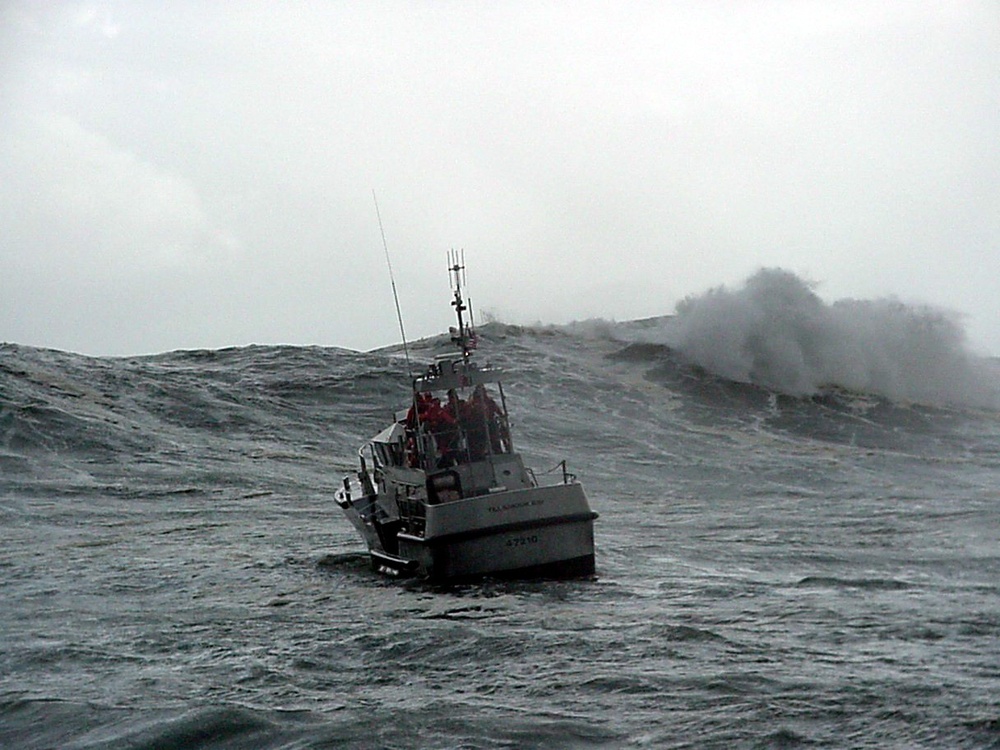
[335,258,597,582]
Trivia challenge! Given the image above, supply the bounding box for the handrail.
[537,459,576,484]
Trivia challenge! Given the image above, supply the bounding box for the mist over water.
[626,269,997,408]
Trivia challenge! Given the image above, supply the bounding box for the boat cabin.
[360,354,535,514]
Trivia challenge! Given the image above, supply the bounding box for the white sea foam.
[635,268,997,408]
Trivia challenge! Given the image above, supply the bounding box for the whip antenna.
[373,191,412,379]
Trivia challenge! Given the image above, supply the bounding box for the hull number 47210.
[506,534,539,547]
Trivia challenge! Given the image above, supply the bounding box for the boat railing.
[531,460,577,485]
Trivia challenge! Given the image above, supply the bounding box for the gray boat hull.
[346,481,597,582]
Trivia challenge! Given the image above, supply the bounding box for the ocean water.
[2,310,999,748]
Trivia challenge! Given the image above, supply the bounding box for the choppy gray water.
[2,323,999,749]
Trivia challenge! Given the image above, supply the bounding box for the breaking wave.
[622,268,997,408]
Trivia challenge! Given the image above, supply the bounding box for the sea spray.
[633,268,997,408]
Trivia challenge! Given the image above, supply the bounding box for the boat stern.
[397,482,597,582]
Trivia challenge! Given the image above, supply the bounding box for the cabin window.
[387,439,405,467]
[375,443,393,468]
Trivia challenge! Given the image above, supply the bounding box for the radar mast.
[448,250,476,360]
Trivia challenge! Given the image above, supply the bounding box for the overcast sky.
[2,1,998,356]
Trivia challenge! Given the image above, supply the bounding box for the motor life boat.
[335,260,597,583]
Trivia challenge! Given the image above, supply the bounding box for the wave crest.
[635,269,997,408]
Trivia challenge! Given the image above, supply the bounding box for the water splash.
[636,268,997,408]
